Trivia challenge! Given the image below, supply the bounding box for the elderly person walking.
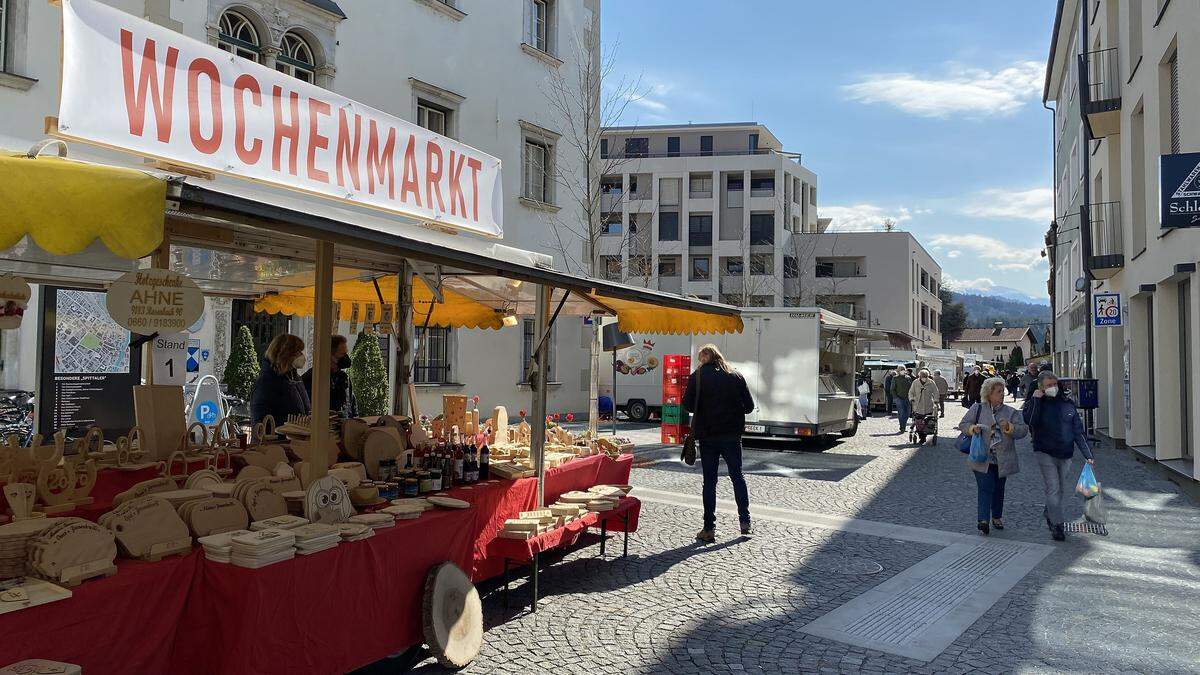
[1023,370,1095,542]
[882,368,897,415]
[962,365,985,408]
[890,366,915,434]
[932,370,950,418]
[960,376,1028,535]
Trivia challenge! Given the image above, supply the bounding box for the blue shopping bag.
[968,432,989,464]
[1076,464,1100,498]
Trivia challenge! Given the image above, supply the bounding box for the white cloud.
[961,187,1054,222]
[942,274,997,293]
[843,60,1044,118]
[822,204,914,232]
[929,233,1044,271]
[946,250,961,258]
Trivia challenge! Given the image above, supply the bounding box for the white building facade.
[1044,0,1200,480]
[0,0,600,417]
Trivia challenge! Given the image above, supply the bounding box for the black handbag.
[681,370,700,466]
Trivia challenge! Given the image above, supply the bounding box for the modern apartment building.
[0,0,600,415]
[596,123,821,307]
[800,231,944,349]
[1044,0,1200,481]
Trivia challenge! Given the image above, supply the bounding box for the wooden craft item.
[73,427,104,462]
[133,385,186,462]
[153,489,212,509]
[341,418,369,460]
[272,462,296,479]
[3,484,34,519]
[250,514,309,531]
[329,468,362,489]
[0,661,82,675]
[381,504,424,519]
[27,517,117,586]
[212,417,241,449]
[557,491,595,504]
[362,428,405,480]
[587,499,617,512]
[502,519,541,532]
[390,497,433,511]
[337,522,373,541]
[586,485,626,499]
[260,445,288,467]
[100,496,190,560]
[348,513,393,528]
[442,395,468,433]
[303,476,354,524]
[162,451,191,486]
[0,517,62,581]
[518,510,553,520]
[331,462,368,483]
[182,497,249,538]
[427,496,470,510]
[112,477,174,506]
[183,469,223,491]
[349,485,382,507]
[491,407,509,444]
[0,577,73,617]
[265,475,302,495]
[235,465,272,482]
[237,482,288,522]
[239,451,273,471]
[422,561,483,668]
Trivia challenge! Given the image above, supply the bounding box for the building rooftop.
[601,122,782,149]
[303,0,347,19]
[953,327,1033,343]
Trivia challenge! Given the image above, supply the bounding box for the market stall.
[0,1,742,671]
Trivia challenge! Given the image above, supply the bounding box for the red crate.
[664,354,691,368]
[660,423,690,445]
[662,391,682,405]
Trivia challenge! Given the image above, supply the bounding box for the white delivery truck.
[597,329,691,423]
[916,347,964,393]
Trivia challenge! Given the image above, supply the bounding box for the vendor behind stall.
[302,334,357,418]
[250,334,312,423]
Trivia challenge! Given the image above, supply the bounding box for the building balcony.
[600,192,623,213]
[1079,47,1121,138]
[1083,201,1124,279]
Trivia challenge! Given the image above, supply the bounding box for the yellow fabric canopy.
[254,275,505,330]
[0,151,166,259]
[593,295,744,335]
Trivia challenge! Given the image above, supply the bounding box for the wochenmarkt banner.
[57,0,503,238]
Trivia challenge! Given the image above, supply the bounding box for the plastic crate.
[660,423,690,445]
[661,404,686,424]
[664,354,691,368]
[662,390,682,405]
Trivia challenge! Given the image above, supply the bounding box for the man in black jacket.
[683,344,755,542]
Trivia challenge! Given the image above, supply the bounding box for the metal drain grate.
[802,540,1052,661]
[1063,521,1109,536]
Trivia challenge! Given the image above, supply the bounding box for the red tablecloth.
[488,512,599,561]
[171,507,475,675]
[0,554,199,673]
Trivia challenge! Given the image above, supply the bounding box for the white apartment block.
[802,232,944,349]
[597,123,820,307]
[0,0,600,415]
[1044,0,1200,480]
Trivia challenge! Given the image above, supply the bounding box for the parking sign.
[1094,293,1121,327]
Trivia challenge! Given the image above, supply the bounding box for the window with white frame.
[217,10,262,62]
[418,100,450,136]
[521,318,556,383]
[523,139,552,204]
[414,326,453,384]
[524,0,553,53]
[276,31,316,83]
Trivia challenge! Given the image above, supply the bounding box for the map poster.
[38,286,142,441]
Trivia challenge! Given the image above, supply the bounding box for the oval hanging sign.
[106,269,204,335]
[0,276,31,330]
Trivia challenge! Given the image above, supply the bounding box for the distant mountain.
[951,291,1051,331]
[976,285,1048,305]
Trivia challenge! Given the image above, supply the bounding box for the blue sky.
[601,1,1059,300]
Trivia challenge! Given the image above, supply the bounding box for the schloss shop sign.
[1161,151,1200,228]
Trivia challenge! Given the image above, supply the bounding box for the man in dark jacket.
[1020,363,1039,400]
[962,366,985,407]
[889,366,914,434]
[882,369,896,415]
[302,335,357,418]
[683,344,755,542]
[1022,370,1095,541]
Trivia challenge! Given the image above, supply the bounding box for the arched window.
[217,10,261,62]
[277,32,316,83]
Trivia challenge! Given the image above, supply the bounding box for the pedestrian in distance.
[250,334,312,425]
[932,369,950,418]
[1022,370,1095,542]
[856,371,872,419]
[1006,371,1022,401]
[683,344,755,543]
[301,334,357,419]
[960,377,1028,535]
[909,369,940,444]
[883,368,896,415]
[890,366,915,434]
[962,366,985,408]
[1020,362,1039,400]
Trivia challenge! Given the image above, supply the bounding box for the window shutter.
[522,0,533,45]
[1170,53,1181,154]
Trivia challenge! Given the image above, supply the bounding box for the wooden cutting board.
[362,428,404,480]
[184,497,250,538]
[112,477,174,506]
[28,518,117,585]
[100,496,190,560]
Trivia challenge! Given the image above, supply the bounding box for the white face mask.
[293,354,307,370]
[1044,386,1058,397]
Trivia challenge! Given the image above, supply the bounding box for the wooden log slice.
[421,561,483,668]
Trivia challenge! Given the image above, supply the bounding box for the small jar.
[418,471,432,494]
[404,476,419,497]
[430,469,442,492]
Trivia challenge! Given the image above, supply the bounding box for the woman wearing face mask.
[302,334,358,418]
[960,377,1028,535]
[250,334,312,425]
[908,369,940,444]
[1022,370,1095,542]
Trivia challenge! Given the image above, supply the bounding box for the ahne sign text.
[57,0,503,238]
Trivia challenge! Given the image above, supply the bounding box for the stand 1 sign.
[151,333,188,386]
[1160,151,1200,228]
[106,269,204,335]
[1094,292,1121,327]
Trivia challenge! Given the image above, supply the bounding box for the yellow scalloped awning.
[255,275,504,330]
[0,151,166,259]
[594,295,744,335]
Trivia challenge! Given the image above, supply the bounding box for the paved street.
[406,406,1200,674]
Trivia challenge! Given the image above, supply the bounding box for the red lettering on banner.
[336,109,362,190]
[306,98,331,183]
[400,134,422,207]
[119,29,178,143]
[271,86,300,175]
[186,58,222,154]
[425,141,446,212]
[366,120,396,199]
[447,151,467,217]
[467,157,483,222]
[233,75,263,164]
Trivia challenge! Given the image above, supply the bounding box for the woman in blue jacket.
[1022,370,1095,542]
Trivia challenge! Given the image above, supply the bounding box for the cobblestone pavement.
[408,405,1200,674]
